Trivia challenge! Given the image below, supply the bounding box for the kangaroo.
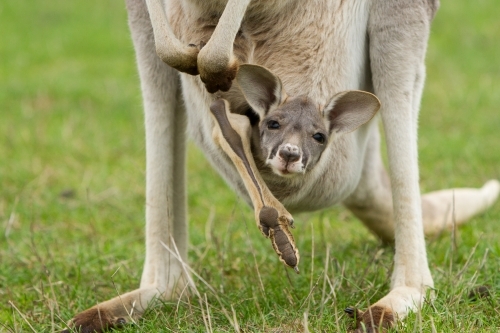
[64,0,500,332]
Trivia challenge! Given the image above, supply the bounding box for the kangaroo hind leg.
[64,1,189,331]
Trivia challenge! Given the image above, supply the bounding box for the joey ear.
[236,64,283,118]
[324,91,381,134]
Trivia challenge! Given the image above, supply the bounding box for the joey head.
[236,64,381,179]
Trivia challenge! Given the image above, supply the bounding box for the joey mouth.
[271,165,299,177]
[269,160,305,177]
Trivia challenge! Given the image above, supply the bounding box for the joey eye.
[267,120,280,129]
[312,133,326,144]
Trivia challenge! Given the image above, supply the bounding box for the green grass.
[1,0,499,332]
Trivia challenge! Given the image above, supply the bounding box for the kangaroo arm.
[196,0,252,92]
[145,0,250,92]
[144,0,199,75]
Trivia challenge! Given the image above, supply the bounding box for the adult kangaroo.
[65,0,500,331]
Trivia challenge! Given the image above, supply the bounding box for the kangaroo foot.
[62,307,130,333]
[344,285,427,333]
[62,287,164,333]
[345,305,394,333]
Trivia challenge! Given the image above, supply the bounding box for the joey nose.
[279,144,300,163]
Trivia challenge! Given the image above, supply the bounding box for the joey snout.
[268,143,305,176]
[279,144,300,163]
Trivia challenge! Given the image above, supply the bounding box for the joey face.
[259,96,329,176]
[236,64,381,179]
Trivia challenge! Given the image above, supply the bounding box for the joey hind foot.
[345,306,394,333]
[259,206,300,272]
[62,307,130,333]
